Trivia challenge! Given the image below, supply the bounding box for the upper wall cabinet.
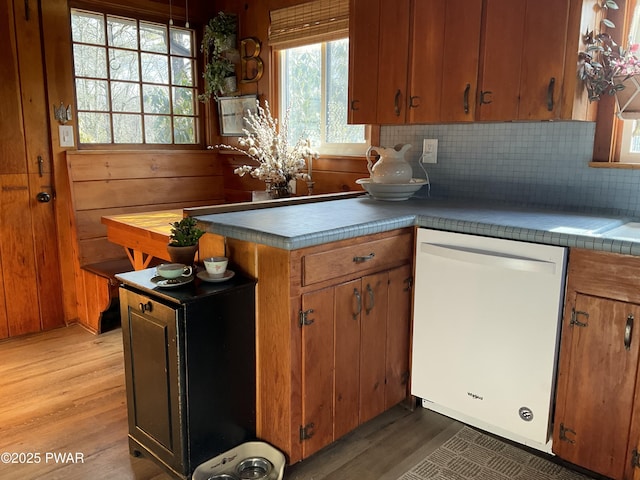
[408,0,482,123]
[349,0,588,124]
[348,0,411,125]
[477,0,571,121]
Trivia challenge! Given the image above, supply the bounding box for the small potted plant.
[205,11,237,53]
[199,12,238,102]
[579,0,640,116]
[167,217,205,266]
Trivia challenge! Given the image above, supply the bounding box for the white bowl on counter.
[356,178,428,201]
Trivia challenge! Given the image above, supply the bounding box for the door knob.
[36,192,51,203]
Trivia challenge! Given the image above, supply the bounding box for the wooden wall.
[13,0,369,329]
[67,150,224,265]
[211,0,371,202]
[39,0,213,325]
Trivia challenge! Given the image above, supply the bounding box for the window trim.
[593,0,638,164]
[277,39,370,157]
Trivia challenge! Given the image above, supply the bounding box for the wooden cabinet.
[553,249,640,480]
[408,0,482,123]
[225,228,413,464]
[349,0,585,124]
[348,0,411,124]
[299,264,412,458]
[119,270,256,479]
[477,0,571,121]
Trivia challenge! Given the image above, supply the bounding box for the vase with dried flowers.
[579,0,640,117]
[214,100,318,198]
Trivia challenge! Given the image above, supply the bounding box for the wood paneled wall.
[67,150,224,265]
[209,0,373,200]
[27,0,370,328]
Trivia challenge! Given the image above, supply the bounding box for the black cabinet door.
[121,290,185,474]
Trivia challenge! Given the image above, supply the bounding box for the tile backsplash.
[380,122,640,218]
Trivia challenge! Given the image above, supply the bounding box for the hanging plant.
[199,12,238,102]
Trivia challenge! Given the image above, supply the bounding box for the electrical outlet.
[421,139,438,164]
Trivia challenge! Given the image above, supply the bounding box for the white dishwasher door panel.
[411,229,566,451]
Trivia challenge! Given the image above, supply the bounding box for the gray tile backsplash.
[380,122,640,218]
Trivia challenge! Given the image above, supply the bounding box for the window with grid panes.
[70,8,198,145]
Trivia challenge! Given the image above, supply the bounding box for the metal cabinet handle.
[353,288,361,320]
[547,77,556,112]
[353,253,375,263]
[351,99,359,111]
[394,89,401,116]
[365,284,374,314]
[463,84,470,114]
[409,96,420,108]
[480,90,493,105]
[37,155,44,177]
[139,301,153,313]
[625,314,634,351]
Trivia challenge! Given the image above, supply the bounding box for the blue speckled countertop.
[195,197,640,255]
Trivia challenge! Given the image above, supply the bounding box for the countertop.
[194,196,640,255]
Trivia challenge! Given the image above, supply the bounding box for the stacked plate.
[356,178,428,201]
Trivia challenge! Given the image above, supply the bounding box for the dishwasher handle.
[420,242,558,275]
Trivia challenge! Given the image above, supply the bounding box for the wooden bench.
[66,150,225,333]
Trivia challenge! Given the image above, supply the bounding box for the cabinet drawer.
[302,233,412,286]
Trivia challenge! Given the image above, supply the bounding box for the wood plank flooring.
[0,324,463,480]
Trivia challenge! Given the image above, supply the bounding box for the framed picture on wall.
[217,95,258,136]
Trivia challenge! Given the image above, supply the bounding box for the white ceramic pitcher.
[366,144,413,183]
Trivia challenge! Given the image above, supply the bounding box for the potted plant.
[200,56,236,102]
[579,0,640,117]
[167,217,205,266]
[199,12,238,102]
[204,11,238,53]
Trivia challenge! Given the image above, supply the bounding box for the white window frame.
[278,39,369,156]
[620,119,640,163]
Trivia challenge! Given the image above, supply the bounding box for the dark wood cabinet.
[348,0,411,124]
[118,269,257,479]
[225,228,413,464]
[477,0,571,121]
[408,0,482,123]
[349,0,587,124]
[298,250,412,459]
[553,249,640,480]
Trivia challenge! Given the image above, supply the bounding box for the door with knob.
[0,0,64,338]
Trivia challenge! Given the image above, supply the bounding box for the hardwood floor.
[0,324,462,480]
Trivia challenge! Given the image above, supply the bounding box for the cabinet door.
[408,0,482,123]
[477,0,526,121]
[479,0,570,121]
[518,0,570,119]
[301,287,335,458]
[334,280,361,439]
[376,0,411,124]
[553,293,640,480]
[121,289,184,473]
[360,271,389,424]
[385,264,412,408]
[348,0,380,124]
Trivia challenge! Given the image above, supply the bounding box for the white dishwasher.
[411,228,567,453]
